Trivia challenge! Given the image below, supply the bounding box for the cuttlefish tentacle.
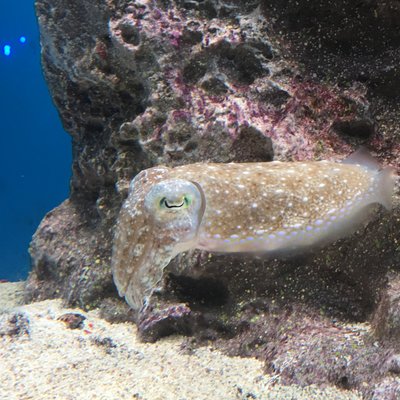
[121,240,176,311]
[112,167,171,310]
[112,149,397,311]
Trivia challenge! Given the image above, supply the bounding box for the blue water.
[0,2,71,281]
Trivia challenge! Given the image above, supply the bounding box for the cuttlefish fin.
[342,147,397,210]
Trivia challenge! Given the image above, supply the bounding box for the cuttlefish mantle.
[111,149,397,311]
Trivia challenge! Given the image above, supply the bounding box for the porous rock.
[372,274,400,343]
[0,312,30,337]
[27,0,400,397]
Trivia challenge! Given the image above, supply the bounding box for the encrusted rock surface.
[27,0,400,397]
[0,312,30,337]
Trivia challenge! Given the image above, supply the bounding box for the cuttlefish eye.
[159,195,192,209]
[144,179,204,222]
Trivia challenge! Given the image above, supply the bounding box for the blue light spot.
[3,45,11,56]
[19,36,27,44]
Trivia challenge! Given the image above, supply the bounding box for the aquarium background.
[0,1,71,281]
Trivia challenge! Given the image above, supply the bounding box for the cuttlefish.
[112,149,396,311]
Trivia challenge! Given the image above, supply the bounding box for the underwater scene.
[1,1,400,399]
[0,1,70,281]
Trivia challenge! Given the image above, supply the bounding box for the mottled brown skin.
[170,161,376,252]
[112,151,396,312]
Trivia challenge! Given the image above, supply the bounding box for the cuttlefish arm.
[112,167,205,311]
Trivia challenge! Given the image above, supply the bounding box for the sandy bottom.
[0,282,361,400]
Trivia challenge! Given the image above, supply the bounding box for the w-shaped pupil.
[164,199,184,208]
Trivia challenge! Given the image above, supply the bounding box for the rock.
[372,275,400,343]
[138,304,194,343]
[384,354,400,374]
[57,312,86,329]
[0,312,30,337]
[26,200,117,310]
[371,378,400,400]
[332,119,375,140]
[26,0,400,396]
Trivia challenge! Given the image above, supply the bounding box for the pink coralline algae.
[109,1,391,166]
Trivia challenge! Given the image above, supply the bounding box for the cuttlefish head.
[144,179,205,246]
[112,172,205,313]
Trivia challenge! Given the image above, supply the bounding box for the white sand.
[0,282,361,400]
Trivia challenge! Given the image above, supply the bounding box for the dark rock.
[0,312,30,337]
[332,119,375,139]
[57,312,86,329]
[178,0,218,18]
[181,27,203,45]
[222,43,271,84]
[167,274,229,307]
[138,304,194,343]
[370,67,400,99]
[118,18,141,45]
[262,0,400,102]
[90,336,117,355]
[372,275,400,343]
[97,297,136,324]
[252,80,291,108]
[230,126,273,162]
[200,73,229,94]
[372,378,400,400]
[26,199,117,310]
[183,54,209,83]
[384,354,400,374]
